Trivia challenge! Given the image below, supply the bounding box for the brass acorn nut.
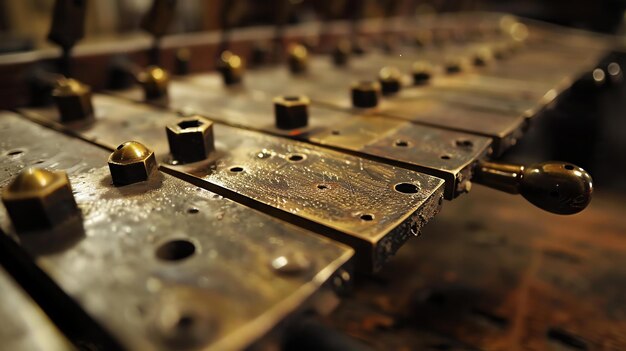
[412,61,432,85]
[138,65,169,100]
[218,50,245,85]
[166,116,215,163]
[287,44,309,74]
[274,95,310,130]
[378,66,402,95]
[108,141,157,186]
[52,78,94,122]
[1,168,78,231]
[351,81,381,108]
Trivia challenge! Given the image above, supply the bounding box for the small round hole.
[187,208,199,214]
[283,96,301,102]
[395,183,419,194]
[360,214,374,221]
[176,315,195,330]
[178,120,203,129]
[33,160,45,165]
[440,154,451,160]
[229,166,244,173]
[564,165,574,170]
[288,154,305,162]
[317,184,328,190]
[394,140,409,147]
[7,150,23,156]
[156,239,196,261]
[455,139,474,148]
[116,144,124,150]
[331,130,341,135]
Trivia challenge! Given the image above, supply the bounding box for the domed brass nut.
[274,95,310,130]
[138,65,169,100]
[332,40,351,66]
[52,78,94,122]
[378,66,402,95]
[351,81,381,108]
[287,44,309,74]
[217,50,245,85]
[412,61,432,85]
[166,116,215,163]
[108,141,157,186]
[1,168,78,232]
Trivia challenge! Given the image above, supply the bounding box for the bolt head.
[378,66,402,95]
[273,95,310,130]
[217,50,245,85]
[1,168,78,231]
[287,44,308,74]
[52,78,94,122]
[166,116,215,163]
[412,61,432,85]
[139,65,169,100]
[351,81,381,108]
[108,141,157,186]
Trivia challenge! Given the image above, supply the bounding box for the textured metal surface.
[0,112,353,350]
[324,186,626,351]
[19,97,445,271]
[0,267,73,351]
[112,79,490,199]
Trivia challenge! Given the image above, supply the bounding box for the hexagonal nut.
[412,61,433,85]
[108,141,157,186]
[351,80,381,108]
[1,168,78,232]
[138,65,169,100]
[287,44,308,74]
[52,78,94,122]
[217,50,245,85]
[166,116,215,163]
[378,66,402,95]
[273,95,310,130]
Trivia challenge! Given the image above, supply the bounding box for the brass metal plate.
[0,267,73,351]
[19,98,445,271]
[0,112,353,350]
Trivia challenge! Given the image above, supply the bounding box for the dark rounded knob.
[378,66,402,95]
[412,61,432,85]
[520,162,593,215]
[217,50,245,85]
[351,81,381,108]
[474,161,593,215]
[332,40,351,66]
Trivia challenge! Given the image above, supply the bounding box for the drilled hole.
[178,120,203,129]
[187,208,199,214]
[440,154,451,160]
[33,160,45,165]
[317,184,328,190]
[229,166,244,173]
[156,239,196,261]
[116,144,124,150]
[7,150,23,156]
[394,140,409,147]
[360,214,374,221]
[288,154,305,162]
[395,183,419,194]
[564,164,575,170]
[176,315,195,330]
[455,139,474,148]
[283,96,301,102]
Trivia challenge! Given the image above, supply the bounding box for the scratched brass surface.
[0,267,73,351]
[0,112,353,350]
[19,97,445,271]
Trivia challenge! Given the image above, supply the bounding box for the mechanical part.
[138,66,169,100]
[217,50,244,85]
[140,0,177,38]
[378,66,402,95]
[175,48,191,75]
[51,77,94,122]
[107,141,158,186]
[473,161,593,214]
[288,44,309,74]
[412,61,432,85]
[332,40,351,66]
[273,95,310,130]
[165,116,215,163]
[1,168,78,232]
[47,0,87,75]
[351,81,381,108]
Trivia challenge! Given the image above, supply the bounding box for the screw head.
[108,141,157,186]
[166,116,215,163]
[351,80,381,108]
[287,44,309,74]
[217,50,245,85]
[138,65,169,100]
[1,168,78,231]
[273,95,310,130]
[378,66,402,95]
[52,78,94,122]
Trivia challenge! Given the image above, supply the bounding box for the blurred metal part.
[0,111,353,350]
[19,96,445,271]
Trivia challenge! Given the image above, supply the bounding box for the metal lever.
[47,0,88,76]
[473,161,593,215]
